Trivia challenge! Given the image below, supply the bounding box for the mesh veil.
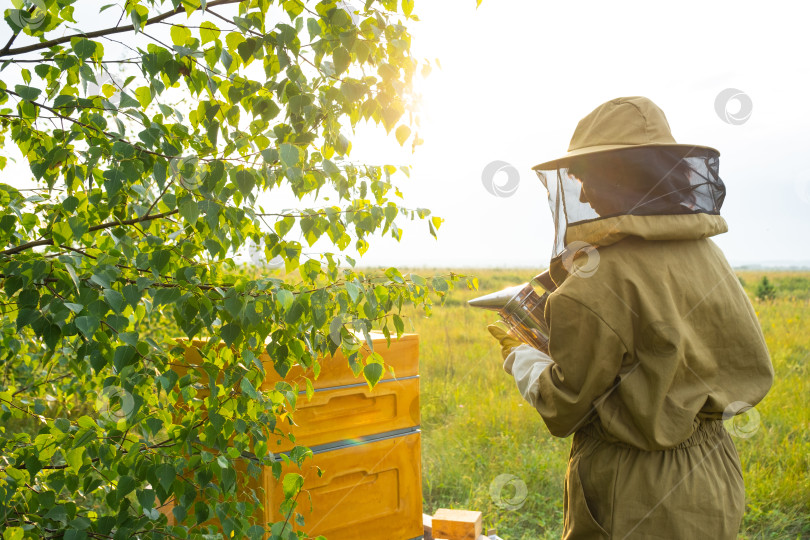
[534,146,726,260]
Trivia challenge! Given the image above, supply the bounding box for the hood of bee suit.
[532,97,727,285]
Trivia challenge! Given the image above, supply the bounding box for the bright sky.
[344,0,810,268]
[344,0,810,267]
[2,1,809,269]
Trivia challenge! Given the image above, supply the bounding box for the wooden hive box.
[169,333,423,540]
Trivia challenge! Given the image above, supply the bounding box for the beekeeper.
[488,96,773,539]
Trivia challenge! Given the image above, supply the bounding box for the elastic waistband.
[579,419,725,450]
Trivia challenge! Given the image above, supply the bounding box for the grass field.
[404,269,810,539]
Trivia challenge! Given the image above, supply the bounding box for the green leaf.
[151,249,171,272]
[71,38,97,59]
[122,284,141,309]
[221,322,241,346]
[13,85,41,102]
[234,169,255,197]
[170,25,192,46]
[276,289,293,311]
[179,199,200,223]
[432,277,449,293]
[103,289,126,313]
[131,5,148,31]
[393,314,405,336]
[333,47,351,75]
[66,447,84,473]
[117,475,137,499]
[75,315,100,338]
[307,18,321,37]
[64,263,80,291]
[281,473,304,498]
[155,464,175,492]
[363,362,384,387]
[200,21,221,44]
[345,282,361,303]
[51,221,72,244]
[44,504,68,523]
[285,301,303,324]
[240,377,258,399]
[3,527,24,540]
[279,143,301,168]
[118,91,141,109]
[274,215,294,237]
[134,86,152,108]
[152,288,181,307]
[395,125,411,146]
[322,159,340,176]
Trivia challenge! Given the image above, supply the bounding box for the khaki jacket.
[517,213,775,538]
[535,213,773,450]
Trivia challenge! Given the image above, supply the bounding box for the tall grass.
[407,269,809,539]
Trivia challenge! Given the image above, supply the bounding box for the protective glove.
[487,321,523,360]
[504,344,554,406]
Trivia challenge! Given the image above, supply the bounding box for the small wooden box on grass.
[431,508,483,540]
[168,333,423,540]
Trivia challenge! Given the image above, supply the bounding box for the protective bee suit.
[493,97,773,539]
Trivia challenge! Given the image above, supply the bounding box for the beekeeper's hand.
[487,321,522,360]
[505,344,554,405]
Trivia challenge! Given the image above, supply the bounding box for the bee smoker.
[467,270,555,353]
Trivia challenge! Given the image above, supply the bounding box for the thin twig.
[1,209,178,256]
[0,0,242,58]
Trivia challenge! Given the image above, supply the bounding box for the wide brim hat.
[532,96,719,171]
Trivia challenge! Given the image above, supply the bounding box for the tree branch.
[4,89,168,160]
[0,209,178,256]
[0,0,242,58]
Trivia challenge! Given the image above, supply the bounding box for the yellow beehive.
[169,333,423,540]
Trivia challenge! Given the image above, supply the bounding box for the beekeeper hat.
[532,96,719,171]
